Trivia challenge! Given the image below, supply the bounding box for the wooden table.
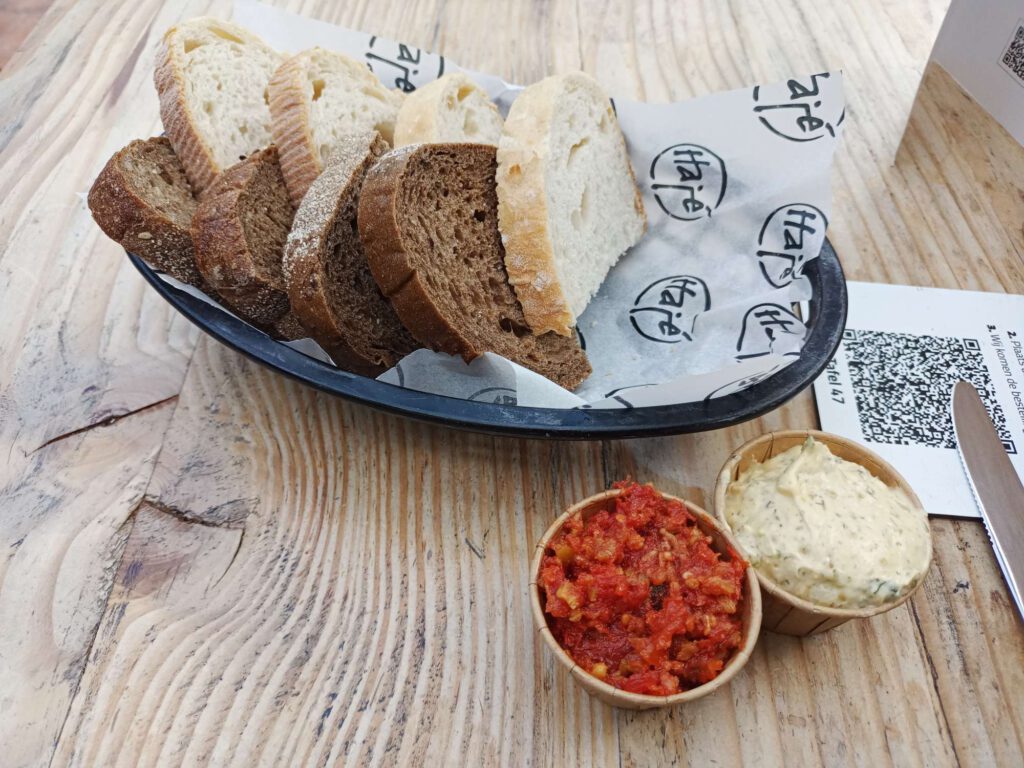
[2,1,1023,765]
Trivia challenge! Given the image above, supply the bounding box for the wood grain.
[51,341,610,767]
[0,0,205,761]
[0,0,53,69]
[2,0,1023,766]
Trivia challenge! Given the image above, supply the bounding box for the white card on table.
[929,0,1024,147]
[813,281,1024,519]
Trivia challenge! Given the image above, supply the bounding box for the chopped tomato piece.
[540,481,747,696]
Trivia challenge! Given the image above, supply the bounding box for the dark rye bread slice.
[284,133,419,376]
[357,143,591,390]
[88,137,207,289]
[192,146,303,339]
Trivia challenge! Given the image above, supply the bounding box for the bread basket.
[530,488,761,710]
[713,430,932,636]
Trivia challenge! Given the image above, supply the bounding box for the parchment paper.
[170,0,845,409]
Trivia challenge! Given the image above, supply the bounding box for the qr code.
[1001,22,1024,84]
[843,329,1016,454]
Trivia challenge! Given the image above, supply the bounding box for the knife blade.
[952,380,1024,620]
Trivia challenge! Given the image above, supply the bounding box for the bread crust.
[285,133,417,376]
[270,49,405,207]
[155,19,281,199]
[155,24,222,198]
[191,147,294,332]
[270,311,307,341]
[287,257,374,372]
[357,143,591,390]
[357,145,471,360]
[87,137,207,289]
[496,73,645,337]
[268,52,322,208]
[497,77,572,336]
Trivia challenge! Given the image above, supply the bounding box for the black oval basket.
[129,241,846,439]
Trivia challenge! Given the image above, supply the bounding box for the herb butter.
[723,438,931,608]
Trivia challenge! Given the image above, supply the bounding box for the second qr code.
[1001,21,1024,85]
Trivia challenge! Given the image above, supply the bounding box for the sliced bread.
[88,136,207,289]
[268,48,404,206]
[357,143,591,390]
[270,312,307,341]
[155,17,283,196]
[191,146,302,338]
[496,72,646,336]
[284,132,419,376]
[393,72,503,147]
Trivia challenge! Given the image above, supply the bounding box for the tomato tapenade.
[539,481,747,696]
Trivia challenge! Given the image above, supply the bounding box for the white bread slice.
[155,17,282,197]
[268,48,404,206]
[496,73,646,336]
[393,72,503,147]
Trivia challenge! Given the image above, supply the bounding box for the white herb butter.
[724,438,931,608]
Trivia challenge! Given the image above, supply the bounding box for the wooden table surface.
[2,0,1023,766]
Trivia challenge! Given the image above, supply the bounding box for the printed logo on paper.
[467,386,517,405]
[752,73,844,142]
[649,144,727,221]
[703,364,784,402]
[756,203,828,288]
[629,275,711,344]
[736,303,804,360]
[365,37,445,92]
[601,384,655,409]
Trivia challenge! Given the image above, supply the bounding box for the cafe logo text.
[629,275,711,344]
[752,73,844,142]
[756,203,828,288]
[365,37,445,92]
[649,144,727,222]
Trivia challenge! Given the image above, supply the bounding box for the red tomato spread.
[539,482,747,696]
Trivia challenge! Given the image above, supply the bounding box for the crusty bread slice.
[394,72,503,147]
[270,312,307,341]
[192,146,303,339]
[496,72,646,336]
[284,132,419,376]
[357,143,591,390]
[88,136,208,289]
[155,17,283,197]
[268,48,404,207]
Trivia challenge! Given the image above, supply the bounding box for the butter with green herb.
[723,438,931,609]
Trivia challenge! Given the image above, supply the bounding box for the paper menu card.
[929,0,1024,148]
[813,281,1024,519]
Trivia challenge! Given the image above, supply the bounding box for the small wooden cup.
[530,488,762,710]
[713,430,932,636]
